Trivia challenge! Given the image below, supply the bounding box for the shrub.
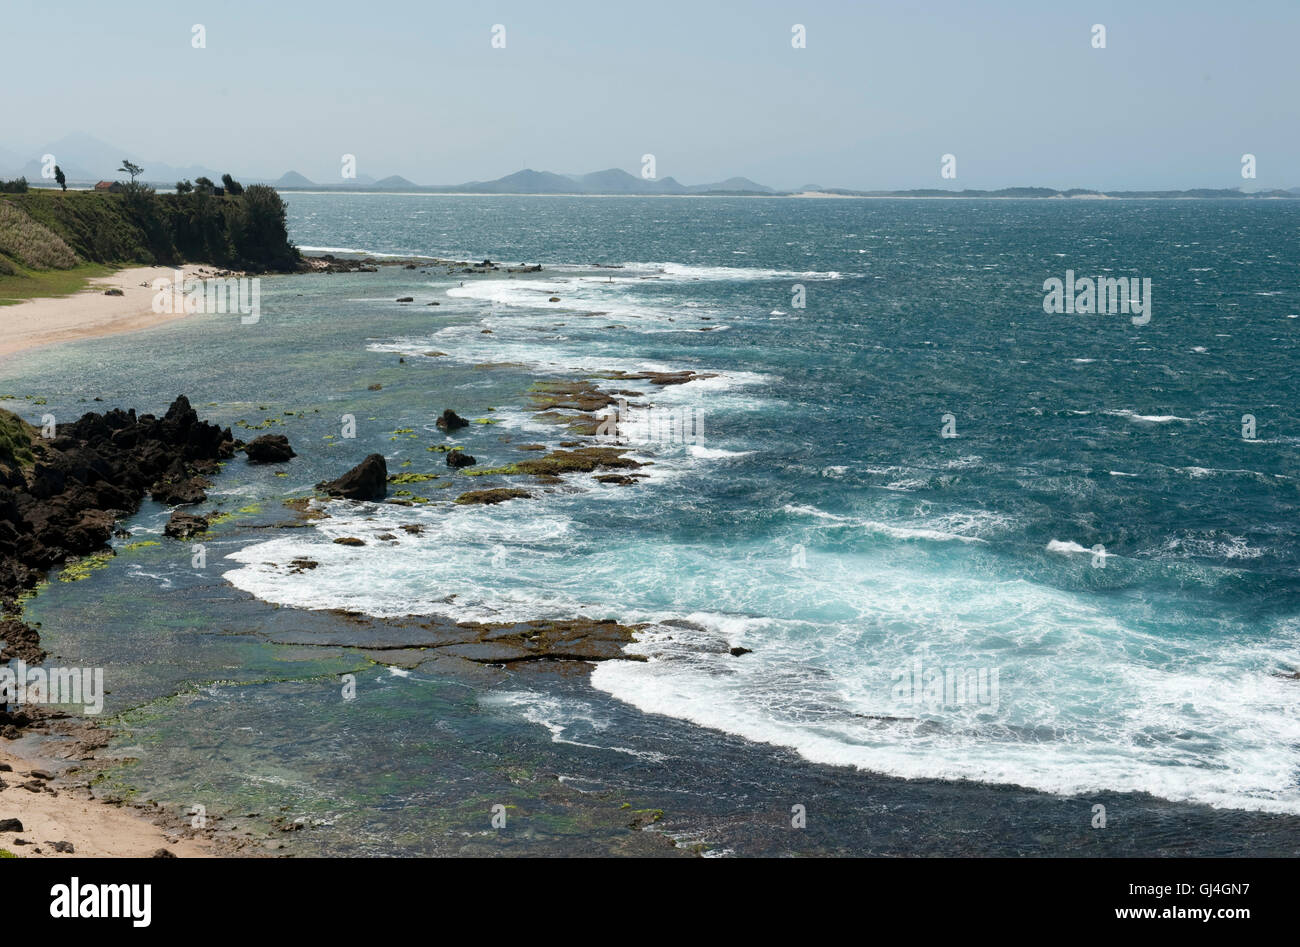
[0,199,80,269]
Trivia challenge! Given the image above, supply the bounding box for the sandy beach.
[0,744,213,858]
[0,262,236,857]
[0,265,232,359]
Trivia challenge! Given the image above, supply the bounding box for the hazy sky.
[4,0,1297,189]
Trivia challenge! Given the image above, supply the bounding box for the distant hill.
[689,176,774,194]
[445,168,776,195]
[459,169,583,193]
[275,170,315,187]
[0,133,228,186]
[373,175,418,190]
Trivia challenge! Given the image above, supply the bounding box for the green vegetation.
[0,200,78,268]
[0,260,115,304]
[389,472,439,484]
[58,551,115,582]
[0,261,114,306]
[0,183,301,277]
[0,408,37,472]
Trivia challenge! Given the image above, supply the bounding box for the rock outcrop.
[245,434,295,464]
[316,454,387,501]
[435,410,469,432]
[0,396,235,716]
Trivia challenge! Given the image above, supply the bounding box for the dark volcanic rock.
[0,618,44,664]
[164,511,209,539]
[245,434,296,464]
[0,818,23,832]
[435,409,469,432]
[0,396,233,732]
[446,451,476,469]
[317,454,388,501]
[150,475,210,505]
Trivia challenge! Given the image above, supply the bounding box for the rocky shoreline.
[0,396,235,685]
[302,253,544,276]
[0,382,682,855]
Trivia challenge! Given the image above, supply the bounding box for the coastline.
[0,736,216,858]
[3,211,1298,855]
[0,264,236,360]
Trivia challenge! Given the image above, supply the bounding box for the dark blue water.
[7,195,1300,854]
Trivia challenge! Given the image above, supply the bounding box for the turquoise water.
[7,194,1300,853]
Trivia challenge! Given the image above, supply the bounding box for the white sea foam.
[225,489,1300,814]
[1104,410,1191,423]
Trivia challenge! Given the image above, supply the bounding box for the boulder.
[245,434,295,464]
[435,409,469,432]
[164,511,208,539]
[150,475,209,505]
[316,454,387,501]
[446,451,476,469]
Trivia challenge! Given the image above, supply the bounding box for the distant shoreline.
[258,188,1299,200]
[20,183,1299,201]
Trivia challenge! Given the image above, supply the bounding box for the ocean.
[7,194,1300,854]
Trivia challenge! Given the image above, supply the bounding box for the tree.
[221,173,244,196]
[54,165,66,191]
[175,179,193,194]
[118,159,143,184]
[194,176,215,195]
[232,184,295,270]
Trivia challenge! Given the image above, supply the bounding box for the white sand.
[0,746,212,857]
[0,265,232,358]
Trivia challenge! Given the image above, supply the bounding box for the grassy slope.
[0,189,153,304]
[0,261,114,306]
[3,189,157,264]
[0,186,299,305]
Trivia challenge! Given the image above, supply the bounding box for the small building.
[93,181,125,192]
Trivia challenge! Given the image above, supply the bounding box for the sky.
[2,0,1297,190]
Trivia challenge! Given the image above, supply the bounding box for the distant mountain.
[373,175,417,190]
[688,176,774,193]
[0,133,225,185]
[576,168,680,193]
[275,170,315,187]
[459,169,582,193]
[448,168,776,195]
